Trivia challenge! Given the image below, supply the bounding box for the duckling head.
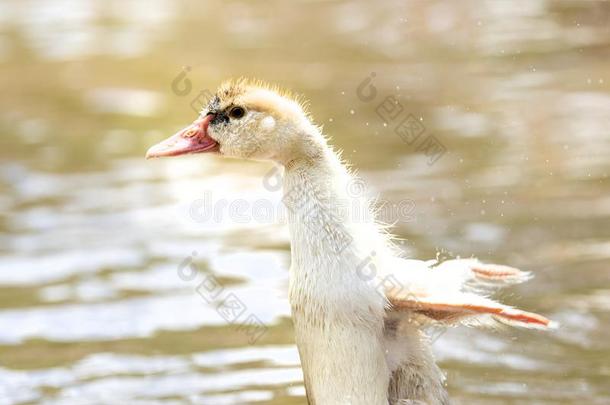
[146,79,322,164]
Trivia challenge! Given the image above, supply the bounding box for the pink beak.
[146,114,219,159]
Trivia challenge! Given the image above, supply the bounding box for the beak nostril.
[184,128,198,138]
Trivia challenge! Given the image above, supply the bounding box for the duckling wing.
[380,257,555,330]
[386,290,553,329]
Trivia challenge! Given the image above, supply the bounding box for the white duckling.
[146,79,553,405]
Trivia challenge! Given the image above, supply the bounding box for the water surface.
[0,1,609,404]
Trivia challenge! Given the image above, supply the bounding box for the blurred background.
[0,0,609,404]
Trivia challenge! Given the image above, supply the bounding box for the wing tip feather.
[471,263,533,284]
[494,308,557,330]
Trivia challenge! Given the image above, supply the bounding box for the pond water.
[0,0,609,404]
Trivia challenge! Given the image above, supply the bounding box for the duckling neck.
[281,144,391,404]
[282,144,393,303]
[283,150,358,259]
[282,141,390,272]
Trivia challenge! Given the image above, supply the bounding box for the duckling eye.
[228,106,246,120]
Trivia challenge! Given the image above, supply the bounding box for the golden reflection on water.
[0,1,609,403]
